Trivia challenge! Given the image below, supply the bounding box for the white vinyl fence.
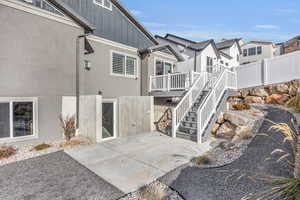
[236,51,300,89]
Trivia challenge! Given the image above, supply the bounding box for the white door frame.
[153,57,174,75]
[101,99,117,141]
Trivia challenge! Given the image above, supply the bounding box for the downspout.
[75,34,89,129]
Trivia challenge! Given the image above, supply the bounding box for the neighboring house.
[275,42,285,56]
[155,34,221,73]
[240,41,276,65]
[216,38,242,67]
[0,0,182,144]
[283,35,300,54]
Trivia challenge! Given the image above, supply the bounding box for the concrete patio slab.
[65,132,214,194]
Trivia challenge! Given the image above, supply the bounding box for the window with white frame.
[112,52,137,77]
[154,59,174,75]
[257,46,262,55]
[0,98,37,140]
[248,47,257,56]
[19,0,65,16]
[243,49,247,57]
[93,0,112,10]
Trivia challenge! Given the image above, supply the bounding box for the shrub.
[32,143,51,151]
[286,88,300,112]
[139,183,166,200]
[232,103,251,111]
[250,176,300,200]
[60,140,83,148]
[59,115,76,141]
[195,154,213,166]
[0,146,17,160]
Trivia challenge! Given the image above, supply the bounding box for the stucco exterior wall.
[0,4,85,144]
[83,37,142,98]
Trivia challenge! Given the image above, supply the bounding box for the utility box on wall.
[118,96,154,137]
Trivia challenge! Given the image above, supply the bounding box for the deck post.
[149,76,152,92]
[171,108,176,138]
[190,71,194,88]
[167,73,171,91]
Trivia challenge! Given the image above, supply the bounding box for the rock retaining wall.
[229,80,300,106]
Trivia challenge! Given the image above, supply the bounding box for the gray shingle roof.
[216,39,239,50]
[216,38,242,54]
[189,40,213,51]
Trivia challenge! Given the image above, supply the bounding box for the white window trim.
[93,0,112,11]
[110,50,139,79]
[153,57,174,76]
[0,97,38,143]
[100,99,117,142]
[0,0,81,29]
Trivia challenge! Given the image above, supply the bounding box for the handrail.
[196,69,237,143]
[171,71,208,137]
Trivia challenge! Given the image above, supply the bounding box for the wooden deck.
[150,90,187,97]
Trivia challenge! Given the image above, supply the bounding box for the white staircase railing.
[196,69,237,143]
[171,72,208,137]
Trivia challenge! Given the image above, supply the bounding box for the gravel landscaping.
[0,151,124,200]
[160,106,296,200]
[0,136,91,166]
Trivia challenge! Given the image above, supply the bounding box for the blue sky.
[121,0,300,43]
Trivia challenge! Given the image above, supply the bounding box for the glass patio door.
[102,100,117,140]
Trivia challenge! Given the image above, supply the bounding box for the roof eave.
[110,0,158,45]
[48,0,95,32]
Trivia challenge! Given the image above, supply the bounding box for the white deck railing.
[150,72,197,92]
[169,51,300,143]
[171,72,208,137]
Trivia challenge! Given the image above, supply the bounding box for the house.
[155,34,221,74]
[239,40,276,65]
[216,38,242,67]
[0,0,183,145]
[275,42,285,56]
[283,35,300,54]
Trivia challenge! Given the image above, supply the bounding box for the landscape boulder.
[215,122,236,140]
[217,112,225,124]
[244,96,265,104]
[266,94,290,105]
[211,123,220,135]
[240,89,250,98]
[275,84,289,94]
[249,88,269,97]
[224,112,249,126]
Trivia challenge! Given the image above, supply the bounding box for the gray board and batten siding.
[60,0,156,49]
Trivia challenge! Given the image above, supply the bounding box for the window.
[93,0,112,10]
[112,52,137,78]
[243,49,247,57]
[19,0,64,16]
[248,47,256,56]
[154,59,174,75]
[0,98,37,141]
[206,57,213,66]
[257,46,262,55]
